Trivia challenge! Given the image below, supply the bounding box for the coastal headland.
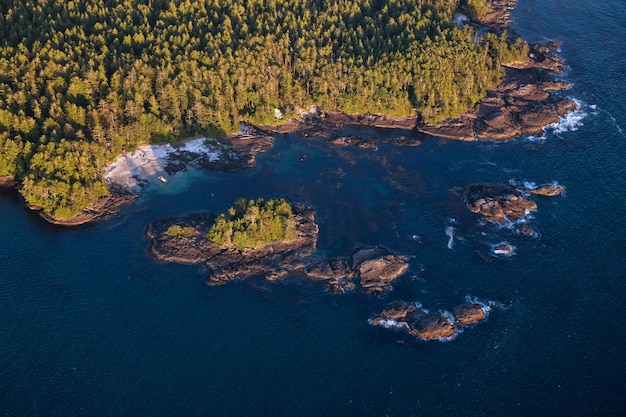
[0,0,575,226]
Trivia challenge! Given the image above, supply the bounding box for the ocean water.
[1,1,626,415]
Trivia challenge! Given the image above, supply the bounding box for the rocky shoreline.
[260,0,575,144]
[146,202,412,294]
[262,40,576,144]
[9,0,574,226]
[419,42,576,141]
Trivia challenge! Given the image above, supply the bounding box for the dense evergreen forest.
[0,0,527,219]
[207,198,297,250]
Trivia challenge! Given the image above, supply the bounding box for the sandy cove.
[103,138,221,193]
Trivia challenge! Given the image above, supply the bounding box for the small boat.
[158,175,168,184]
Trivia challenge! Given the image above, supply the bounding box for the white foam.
[441,310,456,325]
[545,99,586,136]
[491,241,516,256]
[445,226,455,249]
[464,295,493,316]
[368,317,409,331]
[435,333,458,342]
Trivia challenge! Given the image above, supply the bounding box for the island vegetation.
[207,198,297,251]
[164,224,198,238]
[0,0,528,219]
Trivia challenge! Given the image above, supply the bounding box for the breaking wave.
[445,226,455,249]
[368,317,409,331]
[545,99,587,136]
[464,295,493,316]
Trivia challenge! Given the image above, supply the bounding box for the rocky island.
[457,181,565,224]
[369,300,491,341]
[147,198,410,294]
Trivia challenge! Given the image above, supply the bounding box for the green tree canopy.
[0,0,522,219]
[207,198,297,251]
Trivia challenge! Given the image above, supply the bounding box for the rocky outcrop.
[217,123,275,169]
[492,242,515,255]
[419,40,576,141]
[525,183,565,196]
[0,175,18,188]
[147,201,318,284]
[148,209,410,294]
[357,253,409,294]
[453,303,487,327]
[458,182,566,224]
[477,0,517,31]
[261,111,423,149]
[459,183,537,223]
[370,300,490,341]
[302,246,409,294]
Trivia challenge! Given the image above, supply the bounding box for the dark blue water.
[2,1,626,415]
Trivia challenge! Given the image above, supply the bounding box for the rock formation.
[147,205,408,293]
[459,183,537,223]
[370,300,489,341]
[458,182,565,224]
[147,201,318,284]
[418,42,576,141]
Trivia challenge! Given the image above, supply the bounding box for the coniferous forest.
[0,0,527,219]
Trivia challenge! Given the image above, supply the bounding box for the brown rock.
[406,310,457,341]
[519,224,535,236]
[453,303,486,327]
[0,175,18,188]
[493,242,515,255]
[304,258,353,280]
[358,254,409,294]
[371,300,491,341]
[146,202,319,284]
[461,183,537,222]
[525,184,565,196]
[325,280,356,294]
[379,301,420,321]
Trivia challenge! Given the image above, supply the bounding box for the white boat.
[158,175,168,184]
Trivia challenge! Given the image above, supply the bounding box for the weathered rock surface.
[147,206,408,293]
[370,300,490,341]
[357,254,409,294]
[304,258,353,281]
[147,201,318,284]
[460,183,537,223]
[302,246,409,294]
[419,41,576,141]
[453,303,487,327]
[458,182,566,226]
[525,184,565,196]
[146,213,217,264]
[492,242,515,255]
[406,310,458,340]
[477,0,517,31]
[261,111,422,148]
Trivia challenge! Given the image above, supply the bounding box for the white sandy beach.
[103,138,221,192]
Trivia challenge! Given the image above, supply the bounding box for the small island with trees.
[206,198,297,251]
[147,198,412,294]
